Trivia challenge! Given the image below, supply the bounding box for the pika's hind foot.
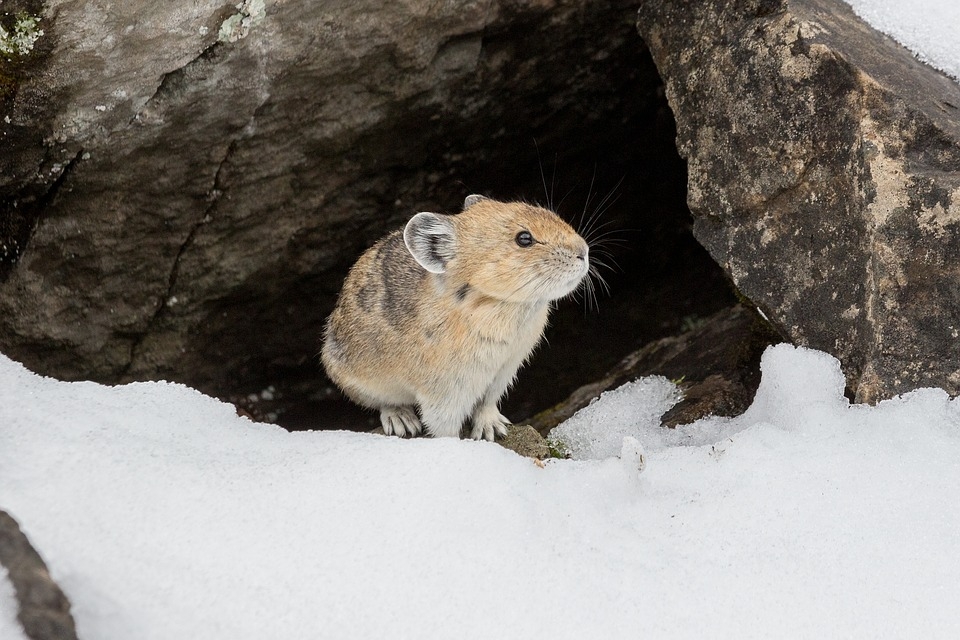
[470,405,511,441]
[380,405,422,437]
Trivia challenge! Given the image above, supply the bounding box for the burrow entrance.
[268,16,736,431]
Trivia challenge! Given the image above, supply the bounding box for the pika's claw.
[380,406,422,437]
[470,407,511,441]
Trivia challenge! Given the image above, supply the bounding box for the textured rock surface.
[0,510,78,640]
[529,304,779,434]
[637,0,960,401]
[0,0,734,421]
[495,424,551,459]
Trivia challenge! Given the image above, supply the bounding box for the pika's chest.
[450,299,548,355]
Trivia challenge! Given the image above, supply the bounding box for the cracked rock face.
[638,0,960,401]
[2,0,688,406]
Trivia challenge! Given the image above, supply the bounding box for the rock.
[637,0,960,401]
[528,304,780,434]
[1,0,716,420]
[496,424,551,459]
[0,510,79,640]
[660,374,751,429]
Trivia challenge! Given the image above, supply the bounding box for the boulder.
[637,0,960,401]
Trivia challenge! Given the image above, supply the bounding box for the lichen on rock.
[0,12,43,58]
[218,0,266,43]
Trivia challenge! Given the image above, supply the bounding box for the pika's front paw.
[380,405,422,437]
[470,406,511,441]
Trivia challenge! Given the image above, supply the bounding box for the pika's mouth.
[574,258,590,280]
[559,264,589,293]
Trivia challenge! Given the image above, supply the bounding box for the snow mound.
[2,345,960,639]
[845,0,960,81]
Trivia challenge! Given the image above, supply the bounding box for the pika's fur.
[321,195,589,440]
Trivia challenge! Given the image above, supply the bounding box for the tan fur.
[321,197,589,440]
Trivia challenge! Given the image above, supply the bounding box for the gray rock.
[637,0,960,401]
[497,424,551,459]
[0,510,78,640]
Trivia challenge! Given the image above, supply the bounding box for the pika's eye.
[515,230,534,248]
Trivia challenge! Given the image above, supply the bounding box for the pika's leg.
[380,405,422,437]
[469,404,511,441]
[418,397,472,438]
[469,360,524,441]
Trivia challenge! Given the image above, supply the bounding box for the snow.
[0,566,27,640]
[549,375,679,459]
[1,344,960,639]
[845,0,960,81]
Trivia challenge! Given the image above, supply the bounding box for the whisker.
[587,236,622,253]
[590,246,616,258]
[589,272,602,311]
[577,273,594,313]
[590,254,623,271]
[556,185,577,215]
[589,266,614,283]
[580,179,623,241]
[550,153,558,213]
[593,175,624,214]
[576,166,599,235]
[589,246,622,257]
[586,224,636,240]
[588,257,615,271]
[589,267,612,296]
[583,219,626,244]
[534,139,551,211]
[589,238,631,250]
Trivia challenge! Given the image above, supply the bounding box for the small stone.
[496,424,550,460]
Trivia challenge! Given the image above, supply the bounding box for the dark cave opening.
[268,32,737,432]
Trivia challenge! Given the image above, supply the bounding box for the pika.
[321,195,589,441]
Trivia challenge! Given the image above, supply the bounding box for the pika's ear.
[463,194,488,210]
[403,212,456,274]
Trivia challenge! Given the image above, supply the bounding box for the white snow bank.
[0,566,26,640]
[845,0,960,81]
[2,344,960,639]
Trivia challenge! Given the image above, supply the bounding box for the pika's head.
[403,195,589,303]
